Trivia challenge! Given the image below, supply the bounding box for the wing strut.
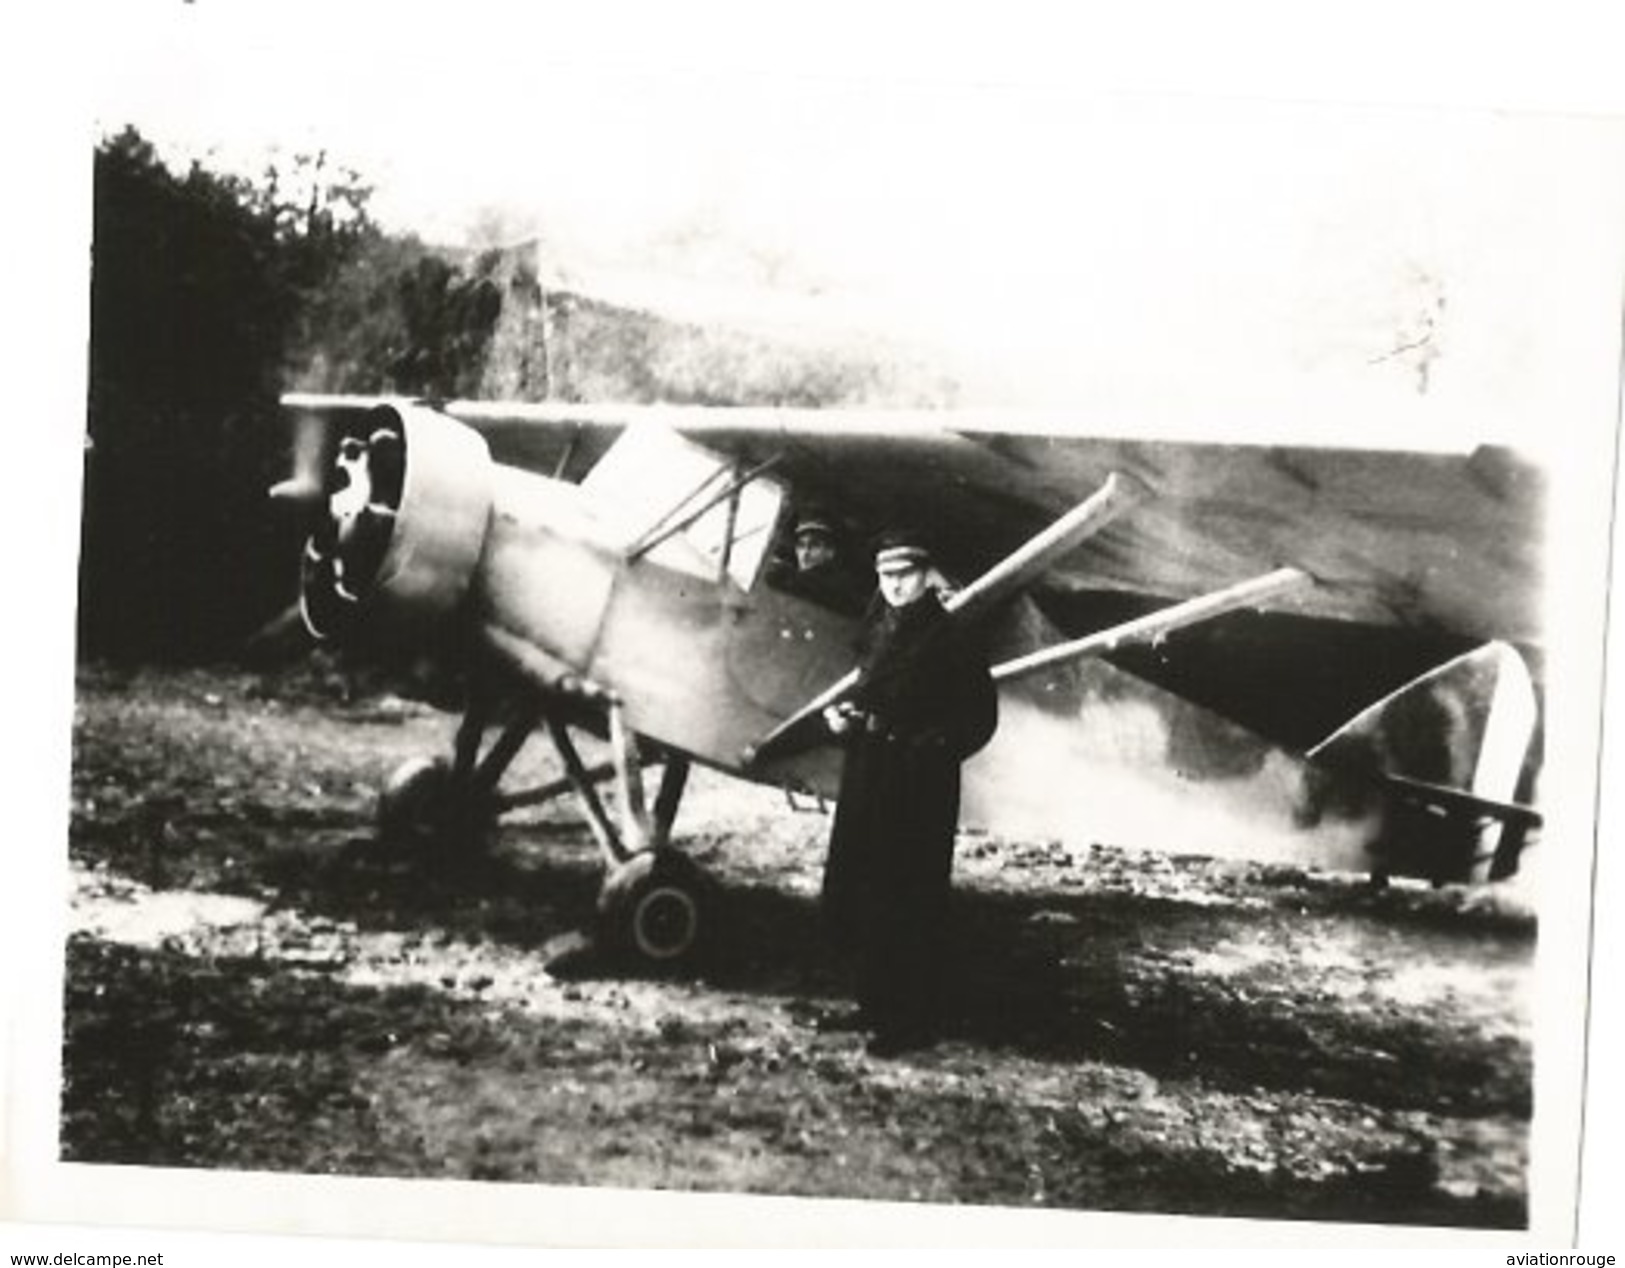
[744,471,1146,765]
[992,566,1313,683]
[947,471,1148,623]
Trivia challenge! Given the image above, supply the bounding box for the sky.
[75,0,1625,449]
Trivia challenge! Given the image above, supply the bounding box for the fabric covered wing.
[473,404,1546,649]
[284,396,1547,648]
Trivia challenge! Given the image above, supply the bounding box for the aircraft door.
[723,509,865,722]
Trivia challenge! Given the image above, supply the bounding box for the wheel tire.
[598,851,710,968]
[376,757,489,858]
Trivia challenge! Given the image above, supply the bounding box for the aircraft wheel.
[598,851,710,968]
[376,757,490,856]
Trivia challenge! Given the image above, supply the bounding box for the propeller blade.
[241,599,319,666]
[270,408,338,507]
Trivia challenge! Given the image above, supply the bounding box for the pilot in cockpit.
[772,512,869,614]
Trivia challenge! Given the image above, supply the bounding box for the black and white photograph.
[6,0,1625,1254]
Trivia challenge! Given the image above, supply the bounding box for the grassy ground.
[59,660,1535,1228]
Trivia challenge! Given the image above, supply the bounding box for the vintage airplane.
[272,392,1546,965]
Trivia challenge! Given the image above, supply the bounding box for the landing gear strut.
[543,703,705,966]
[376,687,709,967]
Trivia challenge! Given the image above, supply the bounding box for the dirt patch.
[60,662,1534,1227]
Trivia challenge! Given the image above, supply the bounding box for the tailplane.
[1309,642,1541,881]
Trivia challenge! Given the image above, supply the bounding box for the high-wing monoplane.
[272,394,1546,965]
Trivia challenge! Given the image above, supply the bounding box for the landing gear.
[378,684,711,969]
[599,850,711,965]
[547,704,707,968]
[376,757,484,849]
[374,692,537,859]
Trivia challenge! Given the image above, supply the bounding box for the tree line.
[80,128,507,660]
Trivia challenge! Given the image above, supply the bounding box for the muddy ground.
[58,661,1536,1231]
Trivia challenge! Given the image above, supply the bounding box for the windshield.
[582,425,784,589]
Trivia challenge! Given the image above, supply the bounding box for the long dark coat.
[820,591,998,1025]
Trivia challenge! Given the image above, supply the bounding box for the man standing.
[820,531,999,1055]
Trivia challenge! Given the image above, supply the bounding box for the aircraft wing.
[283,394,1547,649]
[682,414,1544,650]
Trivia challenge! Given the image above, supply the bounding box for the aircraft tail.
[1308,641,1541,881]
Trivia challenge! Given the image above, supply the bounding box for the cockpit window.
[583,425,785,589]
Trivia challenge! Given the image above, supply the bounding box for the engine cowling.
[300,403,494,642]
